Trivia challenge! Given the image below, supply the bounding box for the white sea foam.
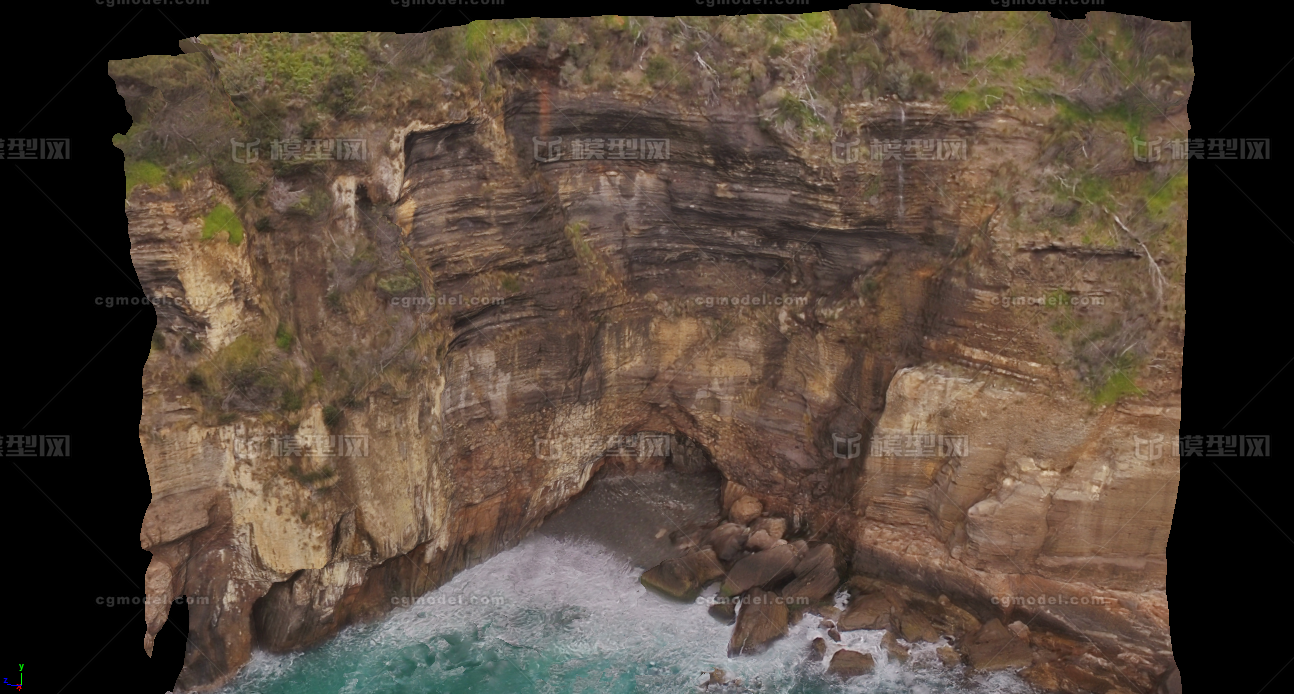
[225,533,1034,694]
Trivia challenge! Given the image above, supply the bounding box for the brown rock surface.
[729,496,764,525]
[750,517,787,541]
[727,589,789,656]
[882,630,910,663]
[720,543,799,597]
[640,549,725,601]
[828,650,876,679]
[706,523,749,563]
[838,592,897,631]
[964,619,1035,671]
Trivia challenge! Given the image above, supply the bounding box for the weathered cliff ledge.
[117,10,1184,692]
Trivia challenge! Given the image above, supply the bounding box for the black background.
[0,1,1250,692]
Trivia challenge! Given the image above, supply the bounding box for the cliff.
[114,8,1186,691]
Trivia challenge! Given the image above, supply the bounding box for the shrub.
[275,322,294,350]
[213,159,260,203]
[281,388,304,412]
[323,404,343,432]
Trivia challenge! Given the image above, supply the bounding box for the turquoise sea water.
[216,474,1034,694]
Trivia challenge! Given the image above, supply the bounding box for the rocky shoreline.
[641,491,1179,694]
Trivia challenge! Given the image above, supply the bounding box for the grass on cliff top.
[124,159,167,198]
[202,204,245,245]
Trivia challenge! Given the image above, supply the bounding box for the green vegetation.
[201,32,376,102]
[1047,290,1082,336]
[325,290,344,312]
[499,273,521,293]
[946,85,1004,116]
[289,188,331,217]
[322,404,343,432]
[1143,173,1188,219]
[287,462,336,486]
[280,388,304,411]
[214,160,260,203]
[645,55,675,87]
[202,204,245,245]
[565,221,596,265]
[124,160,167,198]
[376,274,420,295]
[275,322,294,350]
[1090,352,1143,406]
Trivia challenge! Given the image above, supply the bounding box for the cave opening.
[534,431,725,570]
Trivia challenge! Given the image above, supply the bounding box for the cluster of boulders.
[639,494,844,662]
[809,574,1166,693]
[642,493,1169,694]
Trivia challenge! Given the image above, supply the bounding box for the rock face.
[838,592,897,631]
[727,589,789,656]
[116,13,1182,691]
[964,619,1035,671]
[828,649,876,679]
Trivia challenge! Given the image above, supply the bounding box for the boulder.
[811,605,842,621]
[729,496,763,525]
[793,544,835,576]
[721,480,750,515]
[708,599,736,625]
[828,627,842,642]
[838,592,896,631]
[719,544,798,596]
[727,589,789,656]
[706,523,749,562]
[937,645,962,668]
[882,630,910,663]
[745,529,778,552]
[808,637,828,662]
[827,649,875,679]
[639,549,725,601]
[964,619,1034,671]
[750,516,787,540]
[782,557,840,603]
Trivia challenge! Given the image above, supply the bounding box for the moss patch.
[124,160,167,198]
[202,204,245,245]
